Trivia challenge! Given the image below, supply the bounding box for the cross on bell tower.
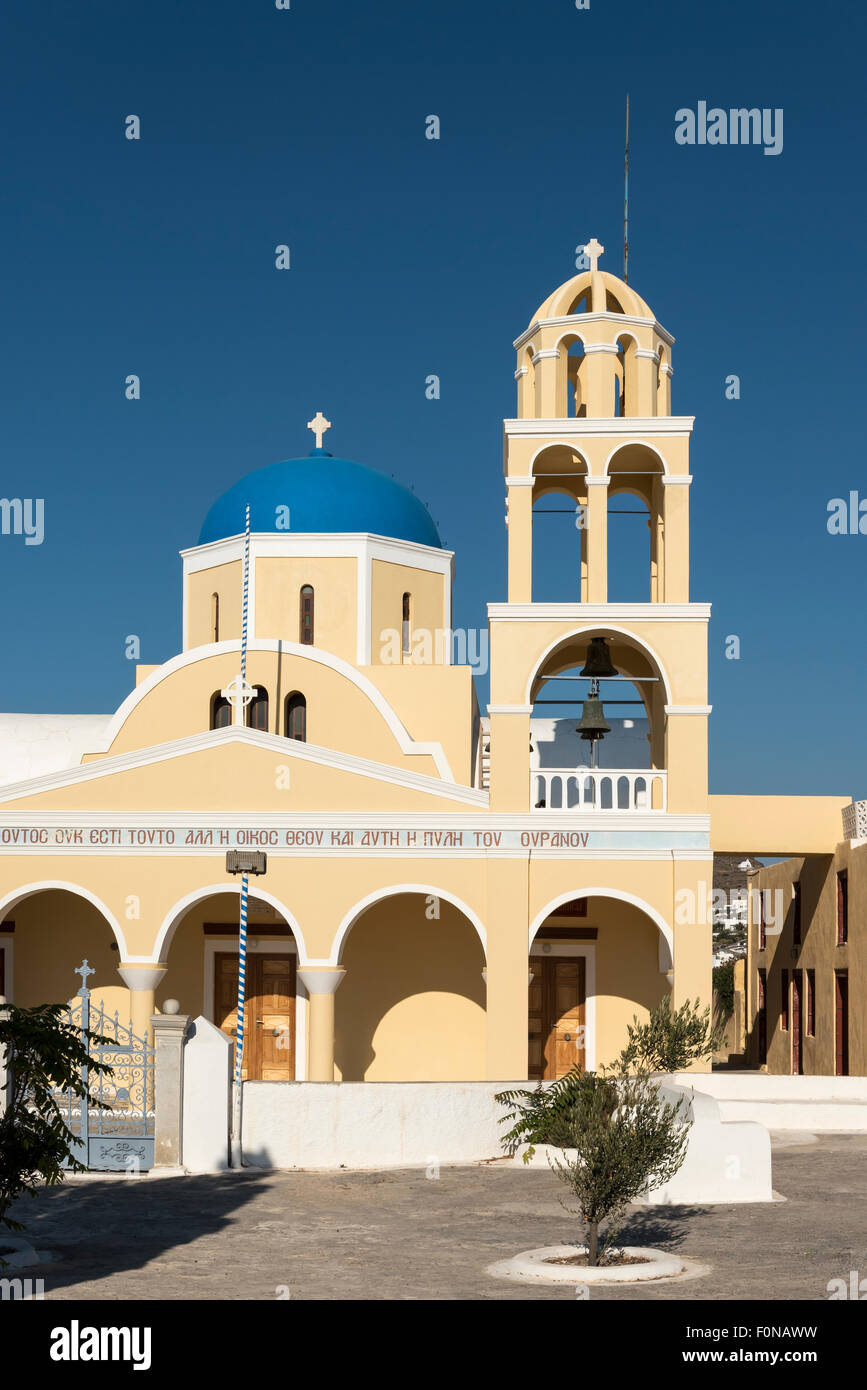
[583,237,604,273]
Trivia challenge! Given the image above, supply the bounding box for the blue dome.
[198,451,442,549]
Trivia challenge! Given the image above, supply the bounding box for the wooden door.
[791,971,802,1075]
[528,957,586,1081]
[215,952,296,1081]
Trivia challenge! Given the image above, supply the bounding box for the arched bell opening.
[555,332,587,418]
[527,630,668,811]
[606,442,667,602]
[529,444,590,602]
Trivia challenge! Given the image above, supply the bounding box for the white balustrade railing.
[531,768,667,811]
[842,800,867,841]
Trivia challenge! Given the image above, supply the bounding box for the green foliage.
[549,1070,691,1264]
[496,995,717,1263]
[617,995,723,1074]
[0,1004,114,1244]
[713,964,735,1016]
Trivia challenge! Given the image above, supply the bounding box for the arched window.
[285,691,307,742]
[299,585,314,645]
[401,593,412,657]
[246,686,269,732]
[210,692,232,730]
[210,592,220,643]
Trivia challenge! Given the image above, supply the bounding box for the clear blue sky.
[1,0,864,797]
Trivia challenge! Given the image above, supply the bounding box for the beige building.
[746,814,866,1076]
[0,243,852,1098]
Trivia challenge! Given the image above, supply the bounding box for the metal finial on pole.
[624,94,630,283]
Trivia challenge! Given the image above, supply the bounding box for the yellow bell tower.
[487,239,710,832]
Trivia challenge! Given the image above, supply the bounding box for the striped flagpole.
[230,503,252,1167]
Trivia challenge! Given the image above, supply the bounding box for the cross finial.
[307,411,332,450]
[221,674,255,726]
[75,959,95,990]
[583,237,604,273]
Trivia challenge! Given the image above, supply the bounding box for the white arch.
[529,887,673,972]
[524,623,673,705]
[528,441,592,475]
[89,639,454,781]
[330,884,487,966]
[153,883,310,966]
[552,327,589,351]
[0,880,130,956]
[604,439,669,476]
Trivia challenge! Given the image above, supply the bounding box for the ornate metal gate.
[55,961,155,1172]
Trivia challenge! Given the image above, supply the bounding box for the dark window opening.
[211,693,232,730]
[247,686,269,732]
[300,585,314,645]
[285,692,307,742]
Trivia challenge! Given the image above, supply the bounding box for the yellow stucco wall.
[369,559,446,665]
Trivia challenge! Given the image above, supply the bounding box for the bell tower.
[487,241,710,820]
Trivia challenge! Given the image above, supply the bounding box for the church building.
[0,245,851,1092]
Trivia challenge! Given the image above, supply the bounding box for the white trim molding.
[528,886,674,974]
[664,705,712,716]
[582,342,621,355]
[331,885,488,965]
[59,638,456,782]
[531,349,561,364]
[584,476,612,487]
[488,602,711,623]
[513,313,676,353]
[0,726,489,810]
[504,416,694,439]
[660,474,692,486]
[505,476,535,488]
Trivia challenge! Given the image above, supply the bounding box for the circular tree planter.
[488,1244,687,1286]
[0,1238,47,1269]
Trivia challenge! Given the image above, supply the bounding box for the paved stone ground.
[11,1135,867,1301]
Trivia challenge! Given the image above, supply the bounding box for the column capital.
[661,473,692,486]
[505,475,534,487]
[297,967,346,996]
[584,475,611,487]
[118,963,167,992]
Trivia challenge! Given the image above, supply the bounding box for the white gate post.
[151,1011,190,1169]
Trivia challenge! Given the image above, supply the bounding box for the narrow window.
[835,970,849,1076]
[791,972,802,1075]
[792,880,802,946]
[756,968,767,1066]
[210,592,220,643]
[285,692,306,742]
[837,871,848,944]
[300,585,314,645]
[210,692,232,730]
[806,969,815,1037]
[401,592,412,657]
[758,890,766,951]
[247,686,269,732]
[780,969,789,1031]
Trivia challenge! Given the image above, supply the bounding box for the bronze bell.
[579,636,618,679]
[577,695,611,742]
